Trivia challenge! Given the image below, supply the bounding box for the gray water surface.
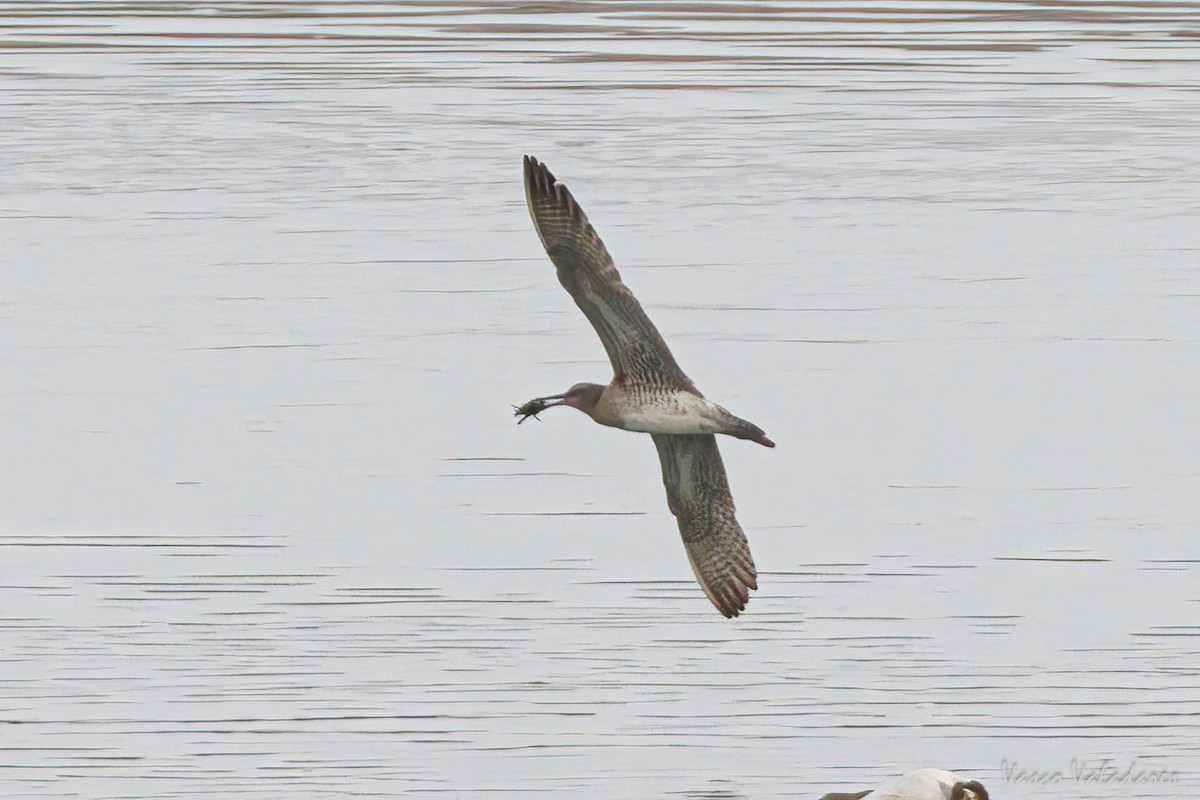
[2,2,1199,798]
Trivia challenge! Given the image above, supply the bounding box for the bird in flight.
[515,155,774,617]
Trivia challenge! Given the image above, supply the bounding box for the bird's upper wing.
[652,433,757,617]
[524,155,695,390]
[872,769,956,800]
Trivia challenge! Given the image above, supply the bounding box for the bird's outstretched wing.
[524,155,695,391]
[652,433,757,617]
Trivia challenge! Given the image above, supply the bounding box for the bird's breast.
[599,387,725,435]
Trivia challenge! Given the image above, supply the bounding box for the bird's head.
[951,781,988,800]
[556,382,605,412]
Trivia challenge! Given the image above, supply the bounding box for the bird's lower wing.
[651,433,757,617]
[524,155,695,391]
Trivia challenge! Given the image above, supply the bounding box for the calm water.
[2,2,1199,798]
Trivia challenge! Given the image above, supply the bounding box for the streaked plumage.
[516,155,772,617]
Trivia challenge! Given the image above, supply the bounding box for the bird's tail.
[726,416,775,448]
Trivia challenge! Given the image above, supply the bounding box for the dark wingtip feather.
[710,575,752,618]
[523,154,557,195]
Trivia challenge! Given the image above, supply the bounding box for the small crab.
[513,397,551,424]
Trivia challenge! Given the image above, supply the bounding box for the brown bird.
[516,155,774,617]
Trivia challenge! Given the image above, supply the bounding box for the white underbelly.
[614,393,725,435]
